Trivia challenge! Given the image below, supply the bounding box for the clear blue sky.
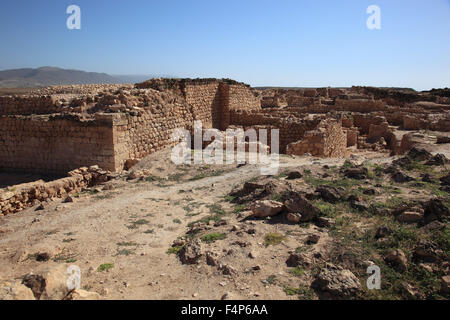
[0,0,449,90]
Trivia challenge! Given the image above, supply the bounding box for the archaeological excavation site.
[0,78,448,301]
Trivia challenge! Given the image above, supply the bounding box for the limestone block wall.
[345,128,359,147]
[367,122,391,143]
[430,119,450,132]
[335,99,387,113]
[112,105,195,170]
[0,96,59,115]
[230,110,321,152]
[184,82,222,129]
[353,114,386,134]
[286,119,347,158]
[287,96,315,108]
[112,81,261,170]
[402,115,427,130]
[0,114,115,174]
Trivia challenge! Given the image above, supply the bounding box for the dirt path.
[0,150,389,299]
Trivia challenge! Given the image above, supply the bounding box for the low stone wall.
[0,166,110,216]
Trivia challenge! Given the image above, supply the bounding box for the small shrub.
[264,233,285,246]
[201,233,226,243]
[167,246,183,255]
[289,266,305,277]
[284,287,300,296]
[233,204,246,214]
[97,263,114,272]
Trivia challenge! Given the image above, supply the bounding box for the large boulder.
[0,280,35,300]
[407,148,433,161]
[250,200,284,218]
[391,169,415,183]
[414,240,442,263]
[229,179,291,204]
[397,211,423,224]
[423,198,450,223]
[315,185,343,203]
[286,252,312,267]
[426,154,448,166]
[22,264,77,300]
[286,171,303,180]
[314,264,362,299]
[441,276,450,294]
[343,167,368,180]
[440,174,450,186]
[284,192,320,222]
[384,249,408,272]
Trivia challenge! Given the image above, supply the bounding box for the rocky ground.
[0,143,449,300]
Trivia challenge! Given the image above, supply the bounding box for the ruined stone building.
[1,79,449,176]
[1,79,450,216]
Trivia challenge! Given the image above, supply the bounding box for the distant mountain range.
[0,67,174,88]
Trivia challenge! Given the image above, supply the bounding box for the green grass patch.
[201,232,226,243]
[314,200,336,217]
[117,241,138,247]
[167,246,184,255]
[233,204,246,214]
[264,233,286,246]
[97,263,114,272]
[116,249,134,256]
[284,287,301,296]
[289,266,305,277]
[127,219,150,229]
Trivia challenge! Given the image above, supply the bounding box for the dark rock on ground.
[343,167,368,180]
[284,191,321,222]
[384,249,408,272]
[375,226,392,239]
[426,154,448,166]
[315,185,344,203]
[286,171,302,180]
[407,147,433,161]
[391,169,415,183]
[413,240,442,263]
[423,198,450,223]
[315,216,335,228]
[440,174,450,186]
[286,252,312,267]
[179,240,203,265]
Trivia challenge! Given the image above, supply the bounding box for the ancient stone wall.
[0,79,263,174]
[229,110,320,152]
[353,114,386,135]
[0,96,59,116]
[0,114,115,174]
[334,99,387,113]
[0,166,110,216]
[286,119,347,157]
[112,106,195,171]
[184,82,222,129]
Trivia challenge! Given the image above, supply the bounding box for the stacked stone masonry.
[1,79,449,177]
